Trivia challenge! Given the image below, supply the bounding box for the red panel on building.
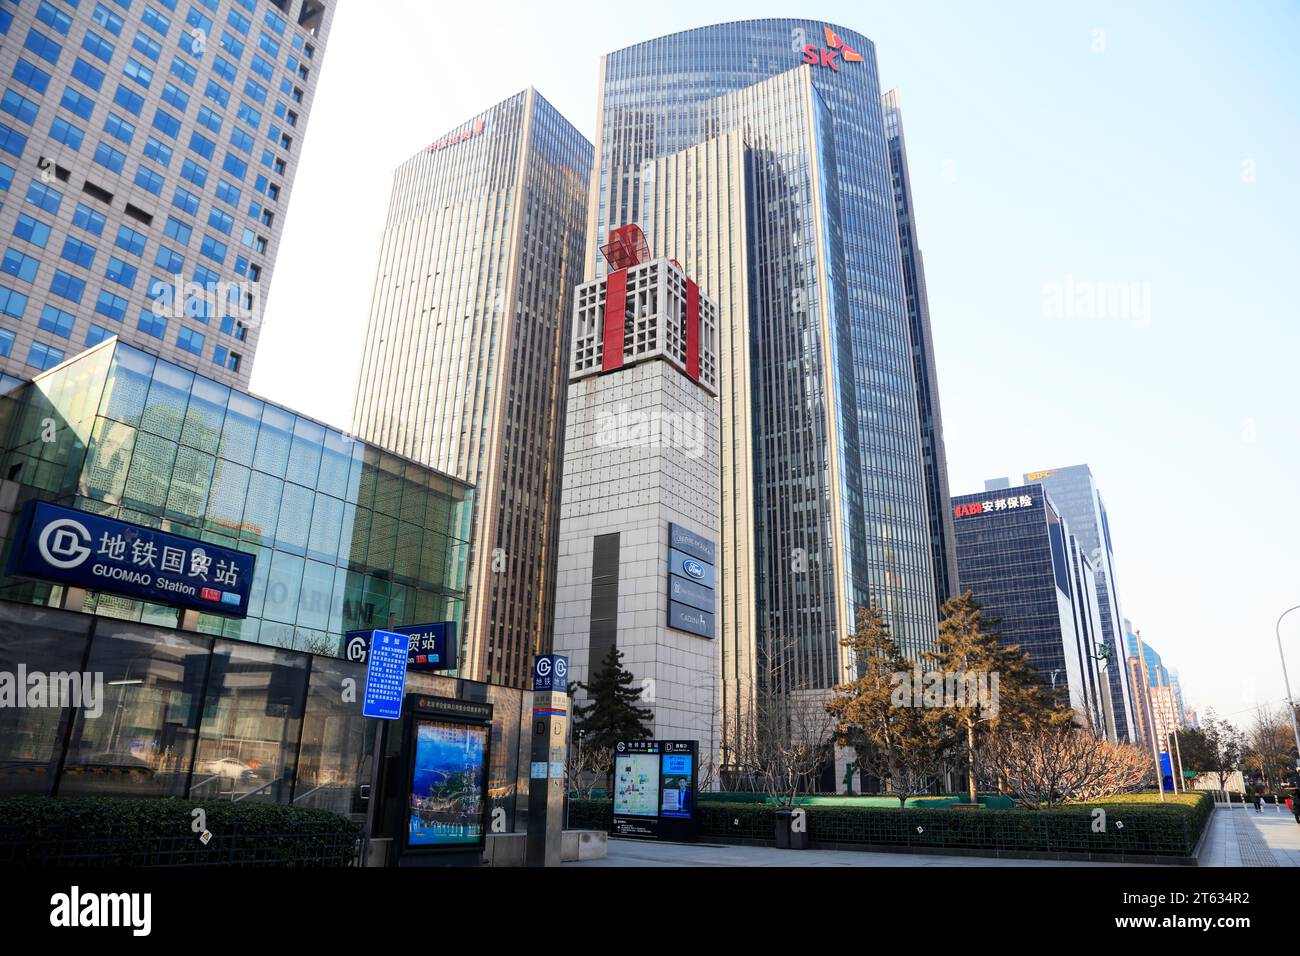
[602,268,628,371]
[600,224,650,270]
[685,278,700,382]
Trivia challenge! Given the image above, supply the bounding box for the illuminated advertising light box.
[400,695,493,859]
[611,740,698,841]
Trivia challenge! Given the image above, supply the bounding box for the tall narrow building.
[1023,464,1137,742]
[352,89,591,688]
[883,89,958,611]
[590,21,942,749]
[0,0,335,390]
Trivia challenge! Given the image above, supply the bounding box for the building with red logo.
[553,227,721,753]
[352,89,592,688]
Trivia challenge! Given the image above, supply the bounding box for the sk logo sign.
[802,27,864,72]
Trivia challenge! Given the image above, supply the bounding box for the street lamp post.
[1276,605,1300,777]
[1134,630,1165,802]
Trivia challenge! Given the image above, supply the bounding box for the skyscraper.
[0,0,334,390]
[1024,464,1137,742]
[352,88,591,688]
[589,21,942,743]
[951,483,1113,732]
[883,89,957,612]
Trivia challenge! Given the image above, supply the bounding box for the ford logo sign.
[682,559,705,579]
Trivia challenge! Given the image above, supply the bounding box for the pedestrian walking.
[1252,788,1262,812]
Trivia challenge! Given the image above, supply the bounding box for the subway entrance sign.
[611,740,698,841]
[345,622,457,672]
[9,500,255,617]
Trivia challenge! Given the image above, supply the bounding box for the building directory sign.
[345,621,458,672]
[667,523,715,638]
[362,630,410,720]
[611,739,699,841]
[9,500,255,617]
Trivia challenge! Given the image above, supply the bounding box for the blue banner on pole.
[9,501,255,618]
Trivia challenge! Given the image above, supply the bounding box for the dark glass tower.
[883,89,958,611]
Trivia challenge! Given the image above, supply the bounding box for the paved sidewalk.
[569,838,1138,867]
[1200,805,1300,866]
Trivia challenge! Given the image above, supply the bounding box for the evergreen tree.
[928,590,1066,803]
[572,646,655,752]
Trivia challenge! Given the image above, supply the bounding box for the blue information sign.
[9,501,255,618]
[363,630,410,720]
[344,621,457,672]
[532,654,568,693]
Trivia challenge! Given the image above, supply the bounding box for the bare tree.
[565,739,613,799]
[1243,705,1295,793]
[986,723,1151,809]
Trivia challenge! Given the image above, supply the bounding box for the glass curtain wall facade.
[882,89,957,611]
[0,338,473,651]
[590,21,940,731]
[950,484,1110,727]
[0,0,334,388]
[0,599,538,832]
[1023,464,1136,742]
[352,89,592,689]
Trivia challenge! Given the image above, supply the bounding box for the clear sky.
[250,0,1300,727]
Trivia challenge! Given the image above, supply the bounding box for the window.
[197,105,222,133]
[93,141,126,173]
[91,4,125,36]
[96,289,129,322]
[27,341,65,371]
[243,78,267,104]
[0,122,28,157]
[71,59,107,93]
[112,84,145,116]
[14,214,52,248]
[48,270,86,304]
[161,81,188,111]
[104,112,135,144]
[142,6,171,36]
[0,162,11,193]
[81,31,115,65]
[172,185,200,215]
[2,248,40,283]
[1,90,40,126]
[180,158,207,187]
[155,244,184,272]
[12,59,52,95]
[37,2,74,35]
[169,56,197,86]
[207,208,233,235]
[143,135,173,166]
[204,80,230,108]
[134,164,164,194]
[86,323,114,347]
[60,86,95,120]
[49,116,84,149]
[0,329,13,358]
[41,300,80,333]
[200,235,227,264]
[106,256,138,289]
[26,28,65,66]
[214,180,240,207]
[123,58,153,87]
[26,180,62,214]
[220,31,244,59]
[137,309,166,339]
[213,346,240,372]
[73,203,108,236]
[189,131,215,159]
[177,325,205,355]
[222,152,247,179]
[115,225,146,257]
[152,108,181,139]
[211,55,237,83]
[163,215,192,244]
[0,283,29,319]
[132,31,163,62]
[230,127,253,153]
[61,236,97,269]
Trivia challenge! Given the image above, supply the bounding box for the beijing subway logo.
[38,518,93,570]
[802,28,864,72]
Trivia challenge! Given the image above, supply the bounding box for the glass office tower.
[590,21,940,737]
[0,0,334,390]
[0,337,473,651]
[352,89,591,688]
[1023,464,1137,742]
[883,89,957,612]
[950,483,1112,731]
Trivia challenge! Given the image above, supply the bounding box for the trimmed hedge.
[0,797,363,867]
[572,791,1213,859]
